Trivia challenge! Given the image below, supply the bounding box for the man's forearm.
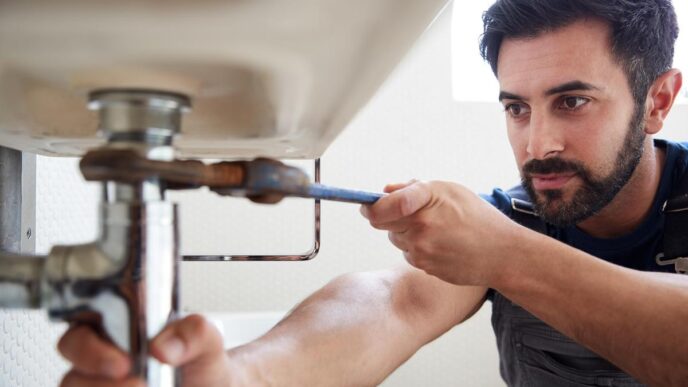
[496,227,688,386]
[225,268,486,386]
[234,274,416,386]
[224,270,438,386]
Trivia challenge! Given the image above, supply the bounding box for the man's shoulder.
[662,138,688,157]
[661,139,688,185]
[480,188,513,216]
[670,140,688,164]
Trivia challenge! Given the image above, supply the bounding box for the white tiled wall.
[0,155,100,387]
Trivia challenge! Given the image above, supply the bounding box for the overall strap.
[505,186,547,234]
[661,167,688,270]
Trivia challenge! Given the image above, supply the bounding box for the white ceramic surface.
[204,312,286,349]
[0,0,448,159]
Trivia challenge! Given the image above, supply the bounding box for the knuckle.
[397,194,414,217]
[387,231,396,243]
[57,326,81,355]
[181,314,224,355]
[370,221,385,230]
[412,213,430,230]
[184,313,206,327]
[183,314,207,335]
[183,314,219,341]
[365,211,381,224]
[432,180,448,188]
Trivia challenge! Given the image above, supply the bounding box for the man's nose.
[526,111,565,159]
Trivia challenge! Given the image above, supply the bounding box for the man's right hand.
[57,314,239,387]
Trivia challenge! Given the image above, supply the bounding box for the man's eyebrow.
[544,80,601,96]
[498,91,524,102]
[498,80,602,102]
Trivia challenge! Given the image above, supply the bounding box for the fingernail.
[160,336,185,363]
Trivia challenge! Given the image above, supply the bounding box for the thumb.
[151,314,225,367]
[361,181,432,223]
[384,179,419,194]
[394,181,433,217]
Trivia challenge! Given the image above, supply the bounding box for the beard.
[520,104,646,227]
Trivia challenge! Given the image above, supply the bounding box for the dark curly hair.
[479,0,679,106]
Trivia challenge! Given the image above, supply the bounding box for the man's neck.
[577,139,666,239]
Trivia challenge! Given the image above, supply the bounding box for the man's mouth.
[530,173,576,191]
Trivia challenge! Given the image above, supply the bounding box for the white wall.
[1,4,686,387]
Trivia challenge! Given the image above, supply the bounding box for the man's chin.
[535,198,562,217]
[533,192,578,225]
[538,189,564,201]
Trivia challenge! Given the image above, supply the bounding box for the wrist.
[487,223,542,293]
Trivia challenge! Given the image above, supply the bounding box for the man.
[58,1,688,386]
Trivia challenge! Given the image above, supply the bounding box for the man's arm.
[58,267,487,386]
[362,180,688,386]
[226,268,486,386]
[498,229,688,387]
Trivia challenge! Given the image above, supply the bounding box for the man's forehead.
[496,19,619,97]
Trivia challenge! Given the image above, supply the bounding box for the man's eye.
[505,103,530,117]
[560,96,589,110]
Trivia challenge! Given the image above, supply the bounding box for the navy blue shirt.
[482,139,688,273]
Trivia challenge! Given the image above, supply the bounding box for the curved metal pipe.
[0,252,46,308]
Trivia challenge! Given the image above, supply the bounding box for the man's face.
[497,19,646,226]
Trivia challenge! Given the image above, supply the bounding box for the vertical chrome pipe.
[87,89,189,387]
[92,200,179,386]
[40,201,180,386]
[143,202,179,386]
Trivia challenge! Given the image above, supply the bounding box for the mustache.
[522,157,586,176]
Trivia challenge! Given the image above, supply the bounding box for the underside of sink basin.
[0,0,448,158]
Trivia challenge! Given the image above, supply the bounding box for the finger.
[361,182,432,224]
[151,314,225,367]
[367,216,412,232]
[360,180,420,217]
[388,231,409,252]
[60,370,144,387]
[57,325,131,379]
[383,179,418,194]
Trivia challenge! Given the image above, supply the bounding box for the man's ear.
[644,69,683,135]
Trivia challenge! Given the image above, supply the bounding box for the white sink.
[204,311,286,349]
[0,0,448,159]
